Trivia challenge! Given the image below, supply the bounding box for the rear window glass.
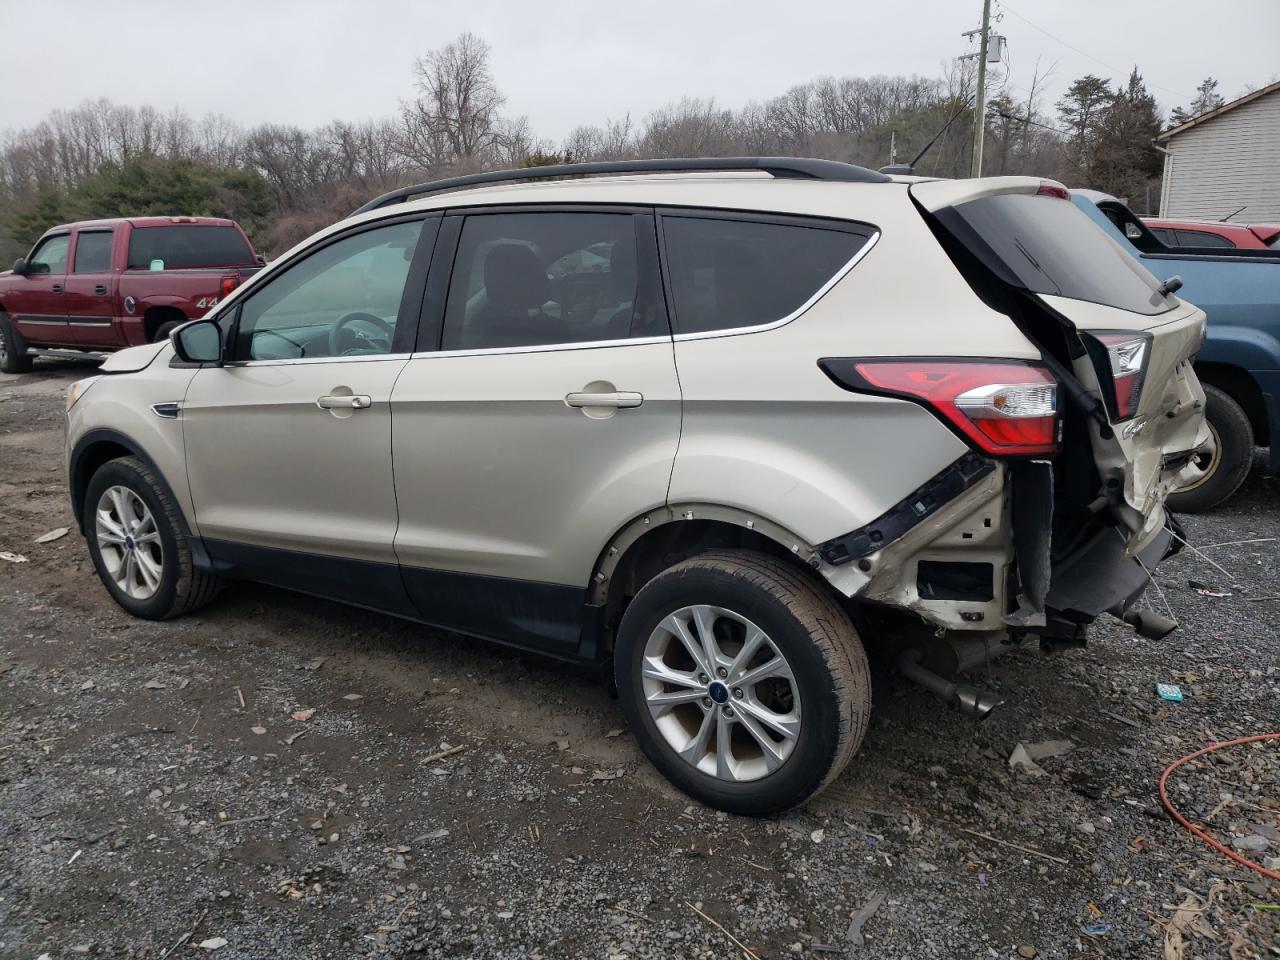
[1176,229,1234,249]
[661,216,871,335]
[938,194,1171,316]
[127,225,254,270]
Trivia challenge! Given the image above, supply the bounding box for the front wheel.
[1167,384,1254,513]
[84,457,221,619]
[0,311,35,374]
[615,550,871,815]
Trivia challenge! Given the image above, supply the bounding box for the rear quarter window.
[936,194,1171,316]
[660,215,873,335]
[127,225,255,270]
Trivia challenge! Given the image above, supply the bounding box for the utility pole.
[969,0,992,177]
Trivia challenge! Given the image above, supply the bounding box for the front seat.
[465,243,553,348]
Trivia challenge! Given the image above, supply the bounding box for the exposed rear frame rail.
[352,157,890,215]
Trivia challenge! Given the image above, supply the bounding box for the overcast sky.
[2,0,1277,143]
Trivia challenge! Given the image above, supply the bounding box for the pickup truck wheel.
[0,311,35,374]
[84,457,222,620]
[1167,384,1254,513]
[614,550,870,815]
[152,320,182,343]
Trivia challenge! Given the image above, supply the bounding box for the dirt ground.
[2,359,1278,960]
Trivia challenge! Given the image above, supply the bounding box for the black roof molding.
[352,157,891,215]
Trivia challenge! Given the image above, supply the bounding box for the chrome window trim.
[671,229,880,342]
[409,335,670,360]
[223,352,413,368]
[400,228,880,360]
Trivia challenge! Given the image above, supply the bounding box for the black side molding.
[817,454,996,565]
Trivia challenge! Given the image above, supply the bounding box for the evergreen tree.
[1092,68,1164,205]
[1169,77,1226,125]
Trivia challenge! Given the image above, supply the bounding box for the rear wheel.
[84,457,221,619]
[0,311,34,374]
[152,320,182,343]
[1167,384,1254,513]
[615,550,870,814]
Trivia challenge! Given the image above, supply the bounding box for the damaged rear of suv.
[65,159,1207,815]
[825,179,1206,611]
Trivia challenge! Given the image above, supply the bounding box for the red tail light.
[843,360,1060,456]
[221,275,240,298]
[1087,332,1151,422]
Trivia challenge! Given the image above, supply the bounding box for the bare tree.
[401,32,506,171]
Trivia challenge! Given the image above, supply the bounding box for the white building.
[1156,80,1280,222]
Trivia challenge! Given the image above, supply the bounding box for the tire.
[0,311,34,374]
[84,456,221,619]
[152,320,182,343]
[1167,384,1254,513]
[614,550,871,815]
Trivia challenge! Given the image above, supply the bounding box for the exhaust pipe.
[1119,608,1178,640]
[896,648,1001,720]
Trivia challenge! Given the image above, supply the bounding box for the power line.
[997,1,1193,100]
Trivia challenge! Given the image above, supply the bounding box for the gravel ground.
[1,360,1277,960]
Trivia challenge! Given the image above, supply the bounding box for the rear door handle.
[52,284,63,294]
[564,391,644,409]
[317,394,372,410]
[94,284,108,295]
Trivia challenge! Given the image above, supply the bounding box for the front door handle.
[317,394,372,410]
[564,391,644,409]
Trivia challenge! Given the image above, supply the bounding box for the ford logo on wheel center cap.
[707,681,730,704]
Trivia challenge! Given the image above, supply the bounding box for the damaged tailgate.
[913,177,1210,555]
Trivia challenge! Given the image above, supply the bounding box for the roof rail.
[351,157,890,215]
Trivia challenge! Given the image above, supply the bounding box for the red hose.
[1158,733,1280,882]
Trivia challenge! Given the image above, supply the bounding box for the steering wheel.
[329,312,394,356]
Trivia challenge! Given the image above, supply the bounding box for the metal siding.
[1161,90,1280,221]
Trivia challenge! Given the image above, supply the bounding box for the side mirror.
[172,319,224,365]
[12,258,28,276]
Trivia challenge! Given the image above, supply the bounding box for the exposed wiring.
[1159,733,1280,882]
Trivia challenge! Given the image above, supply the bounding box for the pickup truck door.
[181,214,436,616]
[11,233,72,346]
[63,229,118,349]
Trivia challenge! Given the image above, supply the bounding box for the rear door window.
[659,215,872,335]
[936,193,1172,315]
[127,225,255,270]
[441,211,661,351]
[72,231,114,273]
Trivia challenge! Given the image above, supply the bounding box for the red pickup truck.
[0,216,262,373]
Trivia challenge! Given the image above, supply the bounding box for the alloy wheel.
[95,485,165,601]
[1172,422,1222,493]
[642,604,801,782]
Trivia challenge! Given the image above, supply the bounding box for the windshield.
[935,193,1173,316]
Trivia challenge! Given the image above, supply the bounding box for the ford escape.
[63,158,1209,814]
